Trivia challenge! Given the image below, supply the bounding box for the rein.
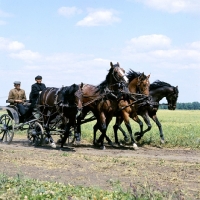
[118,94,149,112]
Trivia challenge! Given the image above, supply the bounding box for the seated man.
[8,81,27,118]
[29,75,46,108]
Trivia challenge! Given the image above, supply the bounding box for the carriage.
[0,92,97,147]
[0,100,44,145]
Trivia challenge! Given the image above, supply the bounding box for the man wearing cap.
[8,81,27,117]
[29,75,46,107]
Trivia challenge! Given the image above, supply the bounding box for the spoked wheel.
[27,121,44,146]
[0,114,15,144]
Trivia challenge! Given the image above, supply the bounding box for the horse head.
[166,86,179,110]
[110,62,129,85]
[137,73,150,95]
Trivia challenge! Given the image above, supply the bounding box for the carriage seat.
[6,99,31,105]
[6,100,31,116]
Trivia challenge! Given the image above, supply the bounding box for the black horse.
[38,83,82,148]
[116,80,179,144]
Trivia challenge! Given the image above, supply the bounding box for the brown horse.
[117,80,179,144]
[38,83,82,148]
[77,62,129,149]
[94,70,151,149]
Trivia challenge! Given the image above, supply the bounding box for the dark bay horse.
[118,80,179,144]
[38,84,82,148]
[77,62,129,149]
[94,70,151,149]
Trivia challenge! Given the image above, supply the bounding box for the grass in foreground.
[0,174,187,200]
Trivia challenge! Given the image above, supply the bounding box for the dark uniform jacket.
[8,88,26,105]
[29,83,46,106]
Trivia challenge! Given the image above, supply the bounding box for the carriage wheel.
[0,114,15,144]
[27,122,44,146]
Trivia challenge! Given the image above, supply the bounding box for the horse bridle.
[136,77,150,95]
[112,66,128,83]
[166,86,178,107]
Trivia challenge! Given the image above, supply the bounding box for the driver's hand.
[15,100,22,103]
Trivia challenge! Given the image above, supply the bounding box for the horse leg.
[95,117,113,146]
[113,116,128,145]
[76,114,84,143]
[43,124,56,148]
[118,126,129,142]
[152,114,164,144]
[95,126,112,146]
[135,112,152,141]
[76,109,90,143]
[60,123,70,148]
[93,122,98,145]
[97,122,106,149]
[96,113,113,149]
[122,112,138,150]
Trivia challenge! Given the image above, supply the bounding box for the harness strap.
[118,96,149,111]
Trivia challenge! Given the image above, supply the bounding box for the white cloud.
[10,50,42,62]
[135,0,200,13]
[126,34,171,52]
[58,6,82,17]
[0,9,12,17]
[0,20,6,25]
[187,41,200,50]
[122,34,200,69]
[76,9,121,26]
[0,37,25,51]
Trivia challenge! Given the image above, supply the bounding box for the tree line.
[159,102,200,110]
[1,102,200,110]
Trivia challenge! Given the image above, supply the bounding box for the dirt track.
[0,138,200,199]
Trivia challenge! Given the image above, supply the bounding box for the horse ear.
[117,62,120,67]
[147,74,150,79]
[110,62,113,68]
[176,86,178,88]
[80,82,84,89]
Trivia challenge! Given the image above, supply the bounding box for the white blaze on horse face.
[123,75,129,83]
[118,68,128,83]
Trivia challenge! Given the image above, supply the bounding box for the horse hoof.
[108,141,113,146]
[50,142,56,148]
[160,139,165,144]
[124,137,129,142]
[75,141,80,145]
[100,146,106,150]
[93,140,100,146]
[118,142,123,147]
[133,143,139,150]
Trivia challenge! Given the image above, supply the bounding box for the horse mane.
[96,67,116,94]
[62,84,79,104]
[126,69,141,82]
[150,80,172,90]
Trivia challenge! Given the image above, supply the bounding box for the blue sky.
[0,0,200,105]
